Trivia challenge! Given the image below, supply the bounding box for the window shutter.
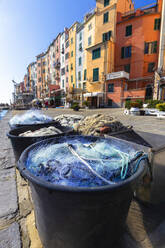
[153,41,157,53]
[121,47,125,58]
[103,33,106,42]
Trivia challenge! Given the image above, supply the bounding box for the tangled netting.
[26,137,148,188]
[9,110,53,127]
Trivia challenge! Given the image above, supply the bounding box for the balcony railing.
[54,62,61,69]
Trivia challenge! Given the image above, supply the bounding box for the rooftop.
[121,2,158,21]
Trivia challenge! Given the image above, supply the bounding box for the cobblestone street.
[1,109,165,248]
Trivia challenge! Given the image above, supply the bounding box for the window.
[84,69,87,81]
[121,46,132,58]
[66,65,69,72]
[144,41,157,54]
[79,57,82,66]
[78,71,81,81]
[43,62,46,66]
[124,83,128,91]
[66,40,69,48]
[65,52,69,60]
[83,82,86,90]
[88,36,92,46]
[42,69,45,73]
[79,32,82,41]
[62,80,65,88]
[104,0,109,7]
[66,77,68,83]
[103,12,109,23]
[124,64,130,73]
[154,18,161,30]
[71,64,73,70]
[71,38,73,44]
[88,23,92,31]
[79,43,82,51]
[61,67,65,76]
[38,63,41,67]
[39,77,41,82]
[71,51,73,57]
[92,48,101,60]
[108,99,112,106]
[126,25,132,36]
[93,68,99,82]
[62,56,64,63]
[73,84,75,88]
[148,62,155,72]
[102,31,112,42]
[108,83,114,92]
[71,75,73,83]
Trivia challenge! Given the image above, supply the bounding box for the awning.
[84,92,104,97]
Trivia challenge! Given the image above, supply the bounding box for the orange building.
[106,1,162,107]
[36,53,46,99]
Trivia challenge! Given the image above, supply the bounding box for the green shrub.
[156,103,165,112]
[71,102,80,111]
[145,100,164,108]
[131,102,140,108]
[135,99,143,108]
[83,101,89,107]
[125,100,131,110]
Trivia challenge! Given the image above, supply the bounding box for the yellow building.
[83,12,96,91]
[68,22,79,90]
[84,0,134,107]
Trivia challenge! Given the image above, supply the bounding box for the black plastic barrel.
[7,123,73,161]
[18,135,147,248]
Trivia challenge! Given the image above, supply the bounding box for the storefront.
[83,92,104,108]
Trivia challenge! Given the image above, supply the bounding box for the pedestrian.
[45,101,48,110]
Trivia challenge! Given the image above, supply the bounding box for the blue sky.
[0,0,156,103]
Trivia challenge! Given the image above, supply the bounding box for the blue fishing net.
[9,110,53,127]
[26,137,147,187]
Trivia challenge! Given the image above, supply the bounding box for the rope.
[67,143,148,183]
[67,144,116,185]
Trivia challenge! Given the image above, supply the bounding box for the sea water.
[26,136,143,187]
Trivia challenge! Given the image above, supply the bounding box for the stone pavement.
[0,111,21,247]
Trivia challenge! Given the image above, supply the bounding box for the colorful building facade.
[84,0,134,108]
[27,62,37,97]
[69,22,79,91]
[60,28,69,105]
[106,2,161,107]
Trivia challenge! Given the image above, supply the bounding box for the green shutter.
[121,47,125,58]
[93,68,99,82]
[153,41,157,53]
[103,12,109,23]
[84,69,87,80]
[154,18,161,30]
[92,48,101,60]
[103,33,106,42]
[104,0,109,7]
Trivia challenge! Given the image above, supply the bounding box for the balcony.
[106,71,129,81]
[54,62,61,69]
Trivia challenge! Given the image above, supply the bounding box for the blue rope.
[133,154,148,173]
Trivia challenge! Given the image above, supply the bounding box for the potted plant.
[83,100,89,109]
[71,102,80,111]
[130,102,140,116]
